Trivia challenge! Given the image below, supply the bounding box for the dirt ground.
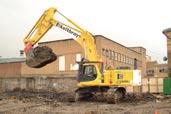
[0,91,171,114]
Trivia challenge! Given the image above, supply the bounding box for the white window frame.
[70,53,81,71]
[59,56,65,71]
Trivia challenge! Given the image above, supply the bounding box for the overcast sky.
[0,0,171,63]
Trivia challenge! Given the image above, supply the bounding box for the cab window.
[80,65,97,82]
[84,65,96,75]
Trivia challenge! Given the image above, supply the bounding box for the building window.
[118,53,121,62]
[76,53,81,62]
[70,53,81,71]
[125,56,128,64]
[121,54,123,62]
[130,59,133,65]
[106,49,109,57]
[59,56,65,71]
[159,67,168,73]
[137,60,142,67]
[129,58,132,64]
[109,49,112,59]
[115,52,118,61]
[123,55,126,63]
[102,48,105,56]
[128,58,130,64]
[131,59,134,65]
[147,69,154,76]
[127,58,129,64]
[159,69,164,73]
[112,51,115,60]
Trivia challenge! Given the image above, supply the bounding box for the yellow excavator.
[23,7,141,103]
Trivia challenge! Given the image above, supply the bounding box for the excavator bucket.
[25,46,57,68]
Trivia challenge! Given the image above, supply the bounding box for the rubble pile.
[26,46,57,68]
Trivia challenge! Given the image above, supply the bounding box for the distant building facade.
[146,61,168,77]
[163,28,171,76]
[21,35,147,77]
[0,35,147,77]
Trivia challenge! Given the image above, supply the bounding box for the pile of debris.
[4,90,75,103]
[123,93,157,104]
[2,91,158,104]
[26,46,57,68]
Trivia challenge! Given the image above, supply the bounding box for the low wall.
[126,77,164,93]
[0,76,165,94]
[142,77,164,93]
[0,76,139,93]
[0,76,77,94]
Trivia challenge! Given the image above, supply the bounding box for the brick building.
[0,58,25,78]
[0,35,147,93]
[21,35,147,77]
[146,61,168,77]
[163,28,171,76]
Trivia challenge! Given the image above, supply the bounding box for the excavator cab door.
[78,64,97,82]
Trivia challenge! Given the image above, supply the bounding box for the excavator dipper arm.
[23,7,100,68]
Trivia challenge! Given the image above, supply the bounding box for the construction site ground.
[0,91,171,114]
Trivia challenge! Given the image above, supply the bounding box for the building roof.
[95,35,144,54]
[163,28,171,34]
[0,58,25,64]
[39,35,144,55]
[128,46,146,50]
[163,28,171,39]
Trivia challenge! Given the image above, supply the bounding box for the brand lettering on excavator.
[117,80,130,84]
[56,23,80,38]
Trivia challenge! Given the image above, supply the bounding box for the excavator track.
[106,88,125,104]
[26,46,57,68]
[74,87,125,103]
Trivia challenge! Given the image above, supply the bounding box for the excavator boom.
[23,7,100,68]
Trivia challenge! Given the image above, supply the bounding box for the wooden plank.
[150,78,157,85]
[158,78,163,85]
[142,85,148,92]
[126,86,133,93]
[158,85,163,93]
[150,85,158,93]
[142,78,148,85]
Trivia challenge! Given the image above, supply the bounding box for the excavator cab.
[77,59,104,83]
[78,64,97,82]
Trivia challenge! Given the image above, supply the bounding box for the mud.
[0,91,171,114]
